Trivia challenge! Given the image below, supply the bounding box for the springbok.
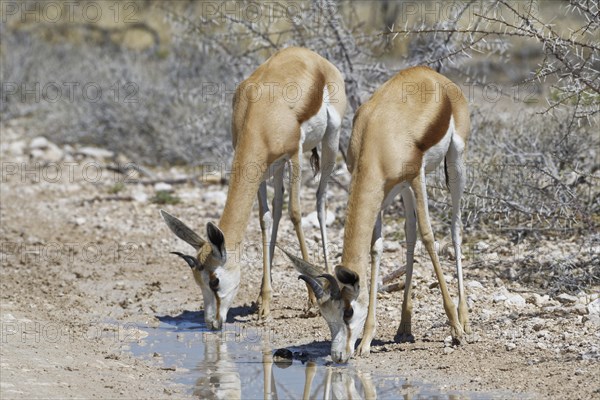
[161,47,347,329]
[282,66,471,363]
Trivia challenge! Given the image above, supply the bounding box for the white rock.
[30,136,49,149]
[506,293,527,308]
[78,146,114,159]
[467,280,484,290]
[587,298,600,315]
[527,293,550,307]
[2,313,16,321]
[505,342,516,351]
[475,241,489,251]
[443,336,454,347]
[154,182,173,192]
[30,148,45,159]
[132,190,148,203]
[556,293,579,304]
[178,189,201,201]
[201,191,227,205]
[9,140,26,156]
[492,288,509,303]
[44,142,64,162]
[384,241,401,252]
[301,210,335,228]
[75,217,86,226]
[536,342,547,350]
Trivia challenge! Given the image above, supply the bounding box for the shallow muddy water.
[130,311,517,399]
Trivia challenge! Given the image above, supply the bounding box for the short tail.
[310,147,320,177]
[444,156,450,190]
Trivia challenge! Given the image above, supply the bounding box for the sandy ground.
[1,125,599,399]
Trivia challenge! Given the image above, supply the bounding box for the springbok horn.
[317,274,341,300]
[170,251,201,270]
[299,275,324,300]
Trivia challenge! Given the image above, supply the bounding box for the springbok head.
[160,210,240,330]
[279,248,366,363]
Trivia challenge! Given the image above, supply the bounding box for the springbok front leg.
[357,211,383,356]
[447,136,471,334]
[268,165,285,267]
[257,181,274,319]
[411,168,464,343]
[395,187,417,343]
[289,150,318,308]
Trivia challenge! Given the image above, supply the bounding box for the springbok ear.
[160,210,204,250]
[277,245,323,277]
[206,222,226,261]
[335,265,360,301]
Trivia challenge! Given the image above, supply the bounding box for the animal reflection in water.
[192,333,376,400]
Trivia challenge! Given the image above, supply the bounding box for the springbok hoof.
[357,341,371,357]
[395,321,415,343]
[395,332,415,343]
[450,324,466,345]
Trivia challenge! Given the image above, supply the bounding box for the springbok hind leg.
[411,168,464,343]
[395,187,417,343]
[447,137,471,334]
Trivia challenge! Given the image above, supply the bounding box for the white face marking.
[193,265,240,330]
[319,298,367,363]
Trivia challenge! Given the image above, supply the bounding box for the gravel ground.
[1,124,599,399]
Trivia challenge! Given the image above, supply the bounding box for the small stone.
[475,241,489,251]
[384,241,401,252]
[301,211,335,228]
[75,217,86,226]
[78,146,114,159]
[536,330,550,339]
[273,348,293,360]
[536,342,547,350]
[132,190,148,203]
[467,280,484,290]
[505,342,517,351]
[443,346,455,354]
[574,304,588,316]
[467,296,475,309]
[532,322,544,331]
[527,293,550,307]
[492,289,508,303]
[506,293,526,308]
[201,191,227,206]
[556,293,579,304]
[443,336,454,347]
[30,136,49,149]
[44,142,64,162]
[273,348,293,368]
[587,298,600,315]
[2,313,16,321]
[154,182,173,192]
[9,140,26,156]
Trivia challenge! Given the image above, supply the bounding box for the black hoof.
[395,332,415,343]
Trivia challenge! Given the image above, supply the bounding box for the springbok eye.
[343,307,354,321]
[209,278,219,291]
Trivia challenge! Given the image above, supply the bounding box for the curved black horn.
[318,274,341,300]
[299,275,324,300]
[170,251,201,270]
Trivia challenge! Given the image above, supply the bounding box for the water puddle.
[130,311,516,399]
